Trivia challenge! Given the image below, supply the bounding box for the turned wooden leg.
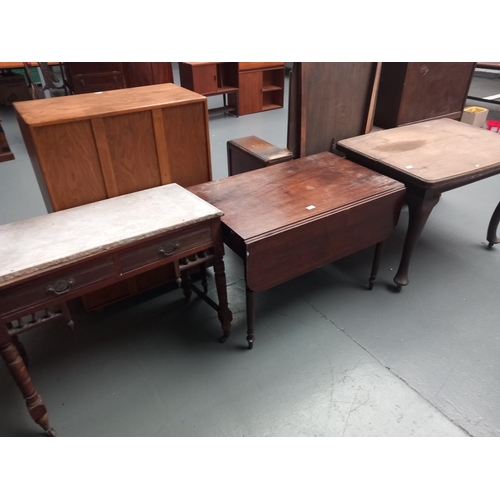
[11,335,29,367]
[486,201,500,248]
[213,258,232,342]
[246,286,255,350]
[0,330,56,436]
[394,191,441,291]
[181,270,192,300]
[368,241,385,290]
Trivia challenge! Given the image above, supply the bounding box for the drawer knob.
[158,242,180,257]
[46,278,76,296]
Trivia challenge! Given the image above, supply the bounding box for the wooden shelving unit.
[229,63,285,116]
[178,62,285,117]
[178,62,239,116]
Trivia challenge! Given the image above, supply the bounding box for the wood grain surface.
[189,152,404,242]
[13,84,206,126]
[337,118,500,188]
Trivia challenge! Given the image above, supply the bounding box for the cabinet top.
[13,83,207,126]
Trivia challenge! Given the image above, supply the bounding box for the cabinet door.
[238,71,263,115]
[192,64,219,94]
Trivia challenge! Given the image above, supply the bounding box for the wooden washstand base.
[181,256,233,344]
[0,328,56,436]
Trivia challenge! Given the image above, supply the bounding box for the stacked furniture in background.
[178,62,285,117]
[65,62,174,94]
[14,83,213,310]
[226,62,381,176]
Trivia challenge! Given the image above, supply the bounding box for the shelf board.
[208,105,236,117]
[261,103,282,111]
[262,85,282,92]
[204,86,238,97]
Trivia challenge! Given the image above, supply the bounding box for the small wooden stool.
[227,136,294,176]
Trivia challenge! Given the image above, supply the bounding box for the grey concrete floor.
[1,66,500,437]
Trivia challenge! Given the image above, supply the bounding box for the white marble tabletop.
[0,184,222,286]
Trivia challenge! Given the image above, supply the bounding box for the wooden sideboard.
[14,83,213,310]
[374,62,476,128]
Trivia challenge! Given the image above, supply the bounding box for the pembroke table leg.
[0,327,56,437]
[394,191,441,291]
[368,241,385,290]
[181,270,193,300]
[486,201,500,248]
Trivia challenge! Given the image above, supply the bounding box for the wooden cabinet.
[14,83,212,212]
[374,62,476,128]
[178,62,239,115]
[230,63,285,115]
[14,83,213,310]
[65,62,174,94]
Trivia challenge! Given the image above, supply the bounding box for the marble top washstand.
[0,183,222,286]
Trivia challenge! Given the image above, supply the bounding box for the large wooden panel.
[122,62,174,87]
[150,63,174,85]
[374,62,476,128]
[102,111,161,195]
[162,102,211,186]
[33,121,107,210]
[287,62,378,158]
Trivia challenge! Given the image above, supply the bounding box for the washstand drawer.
[0,257,116,315]
[119,226,213,273]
